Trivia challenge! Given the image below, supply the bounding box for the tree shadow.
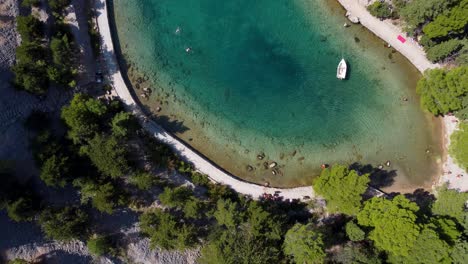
[349,162,397,189]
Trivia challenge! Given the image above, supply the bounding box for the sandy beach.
[336,0,466,191]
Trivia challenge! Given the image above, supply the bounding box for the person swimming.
[175,26,181,34]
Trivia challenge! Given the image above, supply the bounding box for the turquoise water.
[113,0,441,188]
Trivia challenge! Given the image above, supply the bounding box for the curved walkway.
[337,0,438,73]
[95,0,313,200]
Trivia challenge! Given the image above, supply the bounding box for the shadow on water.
[349,162,397,189]
[104,0,190,135]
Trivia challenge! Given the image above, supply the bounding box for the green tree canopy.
[432,185,468,223]
[357,195,421,256]
[449,122,468,170]
[388,225,452,264]
[111,111,137,138]
[38,206,88,240]
[416,66,468,115]
[16,15,43,43]
[451,240,468,264]
[213,199,243,229]
[345,221,366,242]
[426,39,464,63]
[332,243,382,264]
[199,225,280,264]
[6,197,37,222]
[400,0,460,32]
[81,134,129,178]
[422,0,468,39]
[159,186,193,208]
[313,165,370,215]
[367,1,393,19]
[75,179,125,214]
[129,171,159,190]
[39,154,70,187]
[61,94,108,143]
[283,223,326,264]
[139,209,197,250]
[87,235,112,256]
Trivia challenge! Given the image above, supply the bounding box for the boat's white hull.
[337,59,347,79]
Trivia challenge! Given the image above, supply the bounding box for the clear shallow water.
[113,0,441,188]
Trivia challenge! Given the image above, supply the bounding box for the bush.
[38,206,88,240]
[426,39,464,63]
[190,172,211,186]
[40,154,70,187]
[87,235,112,256]
[129,171,160,190]
[159,186,193,208]
[16,15,43,43]
[139,209,197,250]
[345,221,366,241]
[449,122,468,170]
[6,197,37,222]
[367,2,393,19]
[416,66,468,115]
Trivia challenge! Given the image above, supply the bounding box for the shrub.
[346,221,366,241]
[426,39,464,63]
[367,2,393,19]
[38,206,88,240]
[87,235,112,256]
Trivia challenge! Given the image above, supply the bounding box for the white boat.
[336,59,347,80]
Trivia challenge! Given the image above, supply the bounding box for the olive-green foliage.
[432,185,468,223]
[21,0,40,7]
[61,94,108,143]
[456,47,468,66]
[313,165,370,215]
[357,195,420,256]
[12,41,49,94]
[367,2,393,19]
[111,111,137,138]
[81,134,129,178]
[190,172,211,186]
[400,0,459,32]
[40,154,69,187]
[48,35,75,87]
[6,197,36,222]
[283,223,326,264]
[388,226,452,264]
[422,0,468,39]
[76,180,125,214]
[416,67,468,115]
[8,259,29,264]
[345,221,366,241]
[139,209,197,250]
[87,235,112,256]
[451,240,468,264]
[431,217,462,243]
[129,171,158,190]
[183,198,205,219]
[426,39,464,62]
[200,200,284,263]
[38,206,88,241]
[16,15,42,43]
[332,243,382,264]
[455,95,468,119]
[214,199,243,229]
[199,225,280,264]
[449,122,468,170]
[159,186,193,208]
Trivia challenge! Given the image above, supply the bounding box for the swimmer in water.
[185,47,191,53]
[175,27,181,34]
